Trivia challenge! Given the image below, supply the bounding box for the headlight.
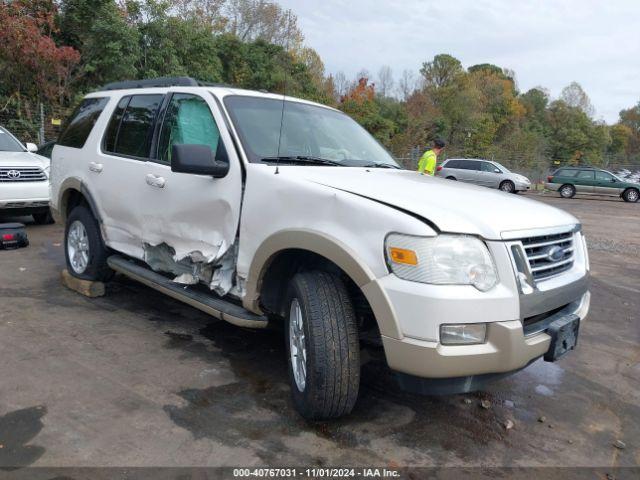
[385,233,498,291]
[440,323,487,345]
[581,234,589,271]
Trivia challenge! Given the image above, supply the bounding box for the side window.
[461,160,480,171]
[157,93,221,164]
[481,162,496,172]
[557,169,577,177]
[445,160,459,169]
[58,97,109,148]
[103,97,130,152]
[576,170,595,180]
[595,171,613,182]
[105,94,163,158]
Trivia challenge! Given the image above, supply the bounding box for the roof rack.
[98,77,230,91]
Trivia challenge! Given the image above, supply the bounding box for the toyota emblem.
[7,170,21,179]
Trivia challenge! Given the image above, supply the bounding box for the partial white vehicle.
[437,158,531,193]
[50,77,590,419]
[0,126,53,224]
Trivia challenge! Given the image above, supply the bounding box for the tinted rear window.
[460,160,480,170]
[556,169,578,177]
[105,94,163,158]
[58,97,109,148]
[445,160,462,168]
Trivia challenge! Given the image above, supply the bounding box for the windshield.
[0,127,25,152]
[223,95,399,168]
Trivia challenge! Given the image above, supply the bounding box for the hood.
[0,151,50,169]
[283,167,578,240]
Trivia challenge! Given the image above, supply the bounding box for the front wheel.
[285,271,360,420]
[499,180,515,193]
[622,188,639,203]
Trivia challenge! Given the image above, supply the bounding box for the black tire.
[622,188,639,203]
[559,184,576,199]
[285,271,360,420]
[33,209,54,225]
[64,204,113,281]
[499,180,515,193]
[446,176,457,181]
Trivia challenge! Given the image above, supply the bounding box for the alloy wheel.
[289,298,307,392]
[67,220,90,274]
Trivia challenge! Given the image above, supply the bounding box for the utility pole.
[39,102,45,145]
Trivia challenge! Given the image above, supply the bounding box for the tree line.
[1,0,639,170]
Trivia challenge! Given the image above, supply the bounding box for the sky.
[277,0,640,123]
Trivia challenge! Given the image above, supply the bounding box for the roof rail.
[98,77,229,91]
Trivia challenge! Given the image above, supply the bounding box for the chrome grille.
[0,167,47,182]
[520,231,574,280]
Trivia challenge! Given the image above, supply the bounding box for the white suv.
[0,126,52,224]
[51,77,590,419]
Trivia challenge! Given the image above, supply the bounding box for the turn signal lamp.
[389,247,418,266]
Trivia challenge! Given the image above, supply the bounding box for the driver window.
[481,162,497,172]
[157,93,220,164]
[595,171,613,182]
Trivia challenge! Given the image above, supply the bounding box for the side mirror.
[26,142,38,152]
[171,143,230,178]
[494,168,500,173]
[611,178,617,182]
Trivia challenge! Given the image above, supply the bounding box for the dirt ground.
[0,192,638,473]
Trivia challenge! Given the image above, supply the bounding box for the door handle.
[89,162,103,173]
[145,173,166,188]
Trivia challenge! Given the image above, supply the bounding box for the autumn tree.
[560,82,594,117]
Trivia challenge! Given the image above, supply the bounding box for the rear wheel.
[622,188,639,203]
[285,271,360,420]
[499,180,515,193]
[559,184,576,199]
[65,205,113,281]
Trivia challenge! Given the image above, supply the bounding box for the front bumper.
[0,182,50,212]
[381,290,589,379]
[514,181,531,191]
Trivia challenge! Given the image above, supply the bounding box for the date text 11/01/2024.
[233,468,401,477]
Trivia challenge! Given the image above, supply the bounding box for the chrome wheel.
[289,298,307,392]
[627,189,639,202]
[500,181,514,193]
[67,220,89,274]
[561,185,574,198]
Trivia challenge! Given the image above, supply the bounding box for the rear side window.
[445,160,461,169]
[104,94,163,158]
[460,160,480,170]
[58,97,109,148]
[556,169,577,177]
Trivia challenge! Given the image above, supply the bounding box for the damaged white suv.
[51,77,590,419]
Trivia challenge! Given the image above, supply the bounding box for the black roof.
[98,77,230,91]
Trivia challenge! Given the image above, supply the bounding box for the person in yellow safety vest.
[417,139,446,176]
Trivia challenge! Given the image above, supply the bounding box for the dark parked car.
[36,140,56,159]
[545,167,639,202]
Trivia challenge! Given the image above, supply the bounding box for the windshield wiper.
[361,162,401,169]
[260,155,344,166]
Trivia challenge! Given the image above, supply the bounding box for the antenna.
[275,10,292,175]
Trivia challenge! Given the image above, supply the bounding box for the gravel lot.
[0,192,638,473]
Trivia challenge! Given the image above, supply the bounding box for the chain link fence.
[0,102,71,146]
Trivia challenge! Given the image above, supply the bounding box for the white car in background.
[0,126,53,224]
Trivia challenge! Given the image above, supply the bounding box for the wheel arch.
[244,229,401,338]
[54,177,103,225]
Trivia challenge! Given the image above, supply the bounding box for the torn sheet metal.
[142,241,239,296]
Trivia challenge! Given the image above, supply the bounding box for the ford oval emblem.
[546,245,565,262]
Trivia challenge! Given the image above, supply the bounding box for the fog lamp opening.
[440,323,487,345]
